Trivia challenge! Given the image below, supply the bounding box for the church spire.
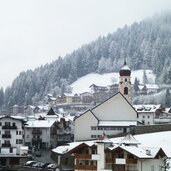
[124,57,127,66]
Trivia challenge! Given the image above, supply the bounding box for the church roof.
[119,60,131,76]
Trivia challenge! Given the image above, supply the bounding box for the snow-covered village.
[0,1,171,171]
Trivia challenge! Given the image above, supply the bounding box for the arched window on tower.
[124,87,128,95]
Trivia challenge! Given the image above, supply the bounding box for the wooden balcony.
[75,153,91,159]
[75,165,97,170]
[2,143,11,147]
[106,158,115,164]
[32,129,42,135]
[2,125,17,129]
[126,158,138,164]
[2,134,11,138]
[105,158,137,164]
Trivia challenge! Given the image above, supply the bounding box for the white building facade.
[0,116,28,166]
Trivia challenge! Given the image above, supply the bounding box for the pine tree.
[133,77,139,95]
[143,70,148,84]
[165,89,171,107]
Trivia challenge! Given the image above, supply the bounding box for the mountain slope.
[71,70,155,94]
[2,12,171,107]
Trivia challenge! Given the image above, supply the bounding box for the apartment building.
[0,116,28,166]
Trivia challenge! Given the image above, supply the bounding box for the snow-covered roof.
[108,145,161,158]
[25,119,56,128]
[134,104,161,113]
[121,65,130,70]
[119,134,140,145]
[98,121,137,127]
[145,84,159,89]
[52,141,95,154]
[52,131,171,158]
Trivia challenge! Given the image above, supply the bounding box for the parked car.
[24,160,37,167]
[32,162,44,168]
[46,163,58,169]
[41,162,51,169]
[24,160,36,167]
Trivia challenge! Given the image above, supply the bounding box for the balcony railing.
[106,158,115,164]
[126,158,138,164]
[32,129,42,135]
[75,154,91,159]
[2,143,11,147]
[2,125,17,129]
[75,165,97,170]
[105,158,137,164]
[2,134,11,138]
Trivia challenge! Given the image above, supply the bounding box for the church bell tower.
[118,60,132,103]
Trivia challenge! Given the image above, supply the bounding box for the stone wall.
[132,124,171,135]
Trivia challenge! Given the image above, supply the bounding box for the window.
[124,87,128,95]
[16,131,18,135]
[148,115,150,118]
[91,135,96,138]
[143,115,145,118]
[16,139,23,144]
[0,122,1,126]
[19,131,22,135]
[10,147,13,153]
[91,126,96,130]
[5,122,10,126]
[125,78,127,82]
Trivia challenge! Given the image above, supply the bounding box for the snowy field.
[71,70,155,94]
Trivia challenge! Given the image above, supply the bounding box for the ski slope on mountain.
[71,70,155,94]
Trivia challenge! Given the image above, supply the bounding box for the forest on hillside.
[1,12,171,107]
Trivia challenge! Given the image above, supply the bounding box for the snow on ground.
[71,70,155,94]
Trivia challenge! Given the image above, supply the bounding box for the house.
[90,84,108,93]
[108,84,119,97]
[52,133,168,171]
[57,93,82,106]
[24,117,57,149]
[90,84,109,104]
[80,92,93,104]
[134,104,162,125]
[0,116,29,167]
[137,84,159,95]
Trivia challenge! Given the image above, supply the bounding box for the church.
[74,61,138,141]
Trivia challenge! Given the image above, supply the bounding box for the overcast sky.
[0,0,171,88]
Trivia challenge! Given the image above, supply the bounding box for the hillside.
[1,12,171,107]
[71,69,155,94]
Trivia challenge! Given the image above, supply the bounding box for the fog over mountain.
[1,12,171,107]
